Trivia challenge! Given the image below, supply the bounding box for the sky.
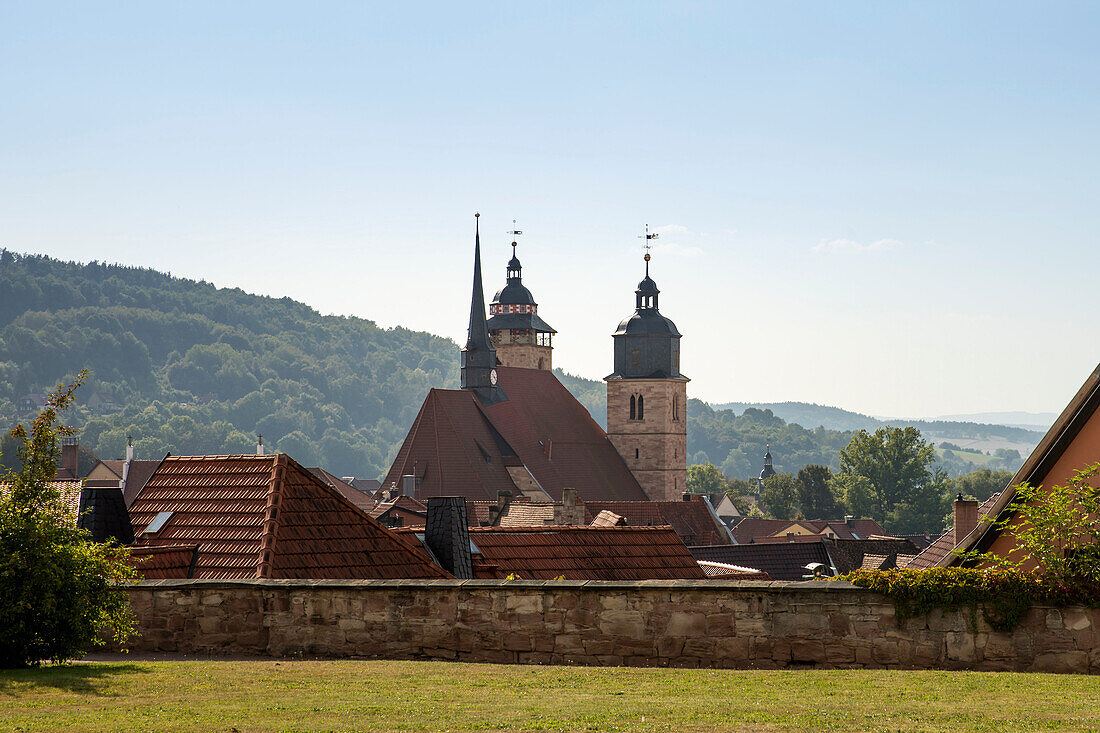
[3,2,1100,419]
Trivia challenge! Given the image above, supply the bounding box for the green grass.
[2,659,1099,732]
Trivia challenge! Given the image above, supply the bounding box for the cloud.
[812,237,904,255]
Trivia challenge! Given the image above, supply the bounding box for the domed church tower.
[486,232,556,370]
[605,247,689,502]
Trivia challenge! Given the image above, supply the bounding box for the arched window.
[629,395,636,420]
[637,394,645,420]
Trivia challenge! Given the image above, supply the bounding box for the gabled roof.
[920,363,1100,568]
[823,537,922,574]
[690,542,834,582]
[465,525,706,580]
[730,516,886,544]
[129,454,448,580]
[583,495,733,546]
[384,367,647,503]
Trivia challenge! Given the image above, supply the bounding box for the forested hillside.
[0,251,1024,482]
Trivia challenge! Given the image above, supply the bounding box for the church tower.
[487,231,556,370]
[461,214,507,405]
[605,249,689,502]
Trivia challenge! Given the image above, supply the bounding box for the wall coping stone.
[125,578,863,593]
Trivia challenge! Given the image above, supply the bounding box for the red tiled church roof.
[129,454,448,580]
[383,367,647,503]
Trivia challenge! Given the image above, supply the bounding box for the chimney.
[61,441,79,478]
[682,492,692,502]
[256,434,264,456]
[845,515,855,528]
[425,497,473,579]
[77,486,134,545]
[401,475,417,500]
[953,493,979,545]
[558,487,584,526]
[125,435,134,462]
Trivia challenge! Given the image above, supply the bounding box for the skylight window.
[144,511,173,535]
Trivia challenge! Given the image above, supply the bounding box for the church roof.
[492,281,536,306]
[486,311,557,333]
[383,367,647,503]
[613,308,681,337]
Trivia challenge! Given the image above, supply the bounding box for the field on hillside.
[3,659,1099,732]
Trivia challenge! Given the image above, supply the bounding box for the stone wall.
[120,579,1100,673]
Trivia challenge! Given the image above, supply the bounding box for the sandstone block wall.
[119,580,1100,673]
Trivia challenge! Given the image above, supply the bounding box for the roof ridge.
[256,454,285,579]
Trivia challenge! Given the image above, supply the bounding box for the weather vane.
[507,219,523,253]
[638,223,658,261]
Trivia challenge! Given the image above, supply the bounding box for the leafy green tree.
[839,427,944,532]
[829,472,873,518]
[796,464,838,519]
[887,467,952,535]
[761,472,799,520]
[687,463,728,494]
[0,372,135,667]
[954,468,1014,503]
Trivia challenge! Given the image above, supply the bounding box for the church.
[382,216,689,503]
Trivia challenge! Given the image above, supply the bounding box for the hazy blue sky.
[4,2,1100,418]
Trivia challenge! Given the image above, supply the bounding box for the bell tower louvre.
[604,239,689,502]
[486,224,556,370]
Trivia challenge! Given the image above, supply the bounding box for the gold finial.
[644,253,651,262]
[475,212,480,218]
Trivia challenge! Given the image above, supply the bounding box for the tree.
[954,468,1013,503]
[0,372,135,667]
[838,427,942,532]
[979,463,1100,584]
[829,472,873,518]
[761,472,799,520]
[687,463,728,494]
[796,464,838,519]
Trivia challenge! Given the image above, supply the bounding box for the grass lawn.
[1,659,1099,732]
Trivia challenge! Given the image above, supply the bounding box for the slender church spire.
[461,214,507,403]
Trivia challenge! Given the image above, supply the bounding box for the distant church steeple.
[461,214,507,404]
[487,220,556,370]
[759,444,776,483]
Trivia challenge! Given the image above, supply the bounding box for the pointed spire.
[464,214,493,354]
[461,214,506,403]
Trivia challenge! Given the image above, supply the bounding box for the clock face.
[490,369,498,385]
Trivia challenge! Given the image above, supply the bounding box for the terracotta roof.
[130,544,198,579]
[590,510,627,527]
[689,542,833,582]
[861,554,890,570]
[129,454,448,580]
[1,480,83,523]
[730,517,886,544]
[465,525,706,580]
[583,495,732,546]
[906,492,1001,569]
[383,367,647,503]
[307,467,376,512]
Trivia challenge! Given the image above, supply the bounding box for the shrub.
[0,371,136,667]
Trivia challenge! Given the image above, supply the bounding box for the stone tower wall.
[490,331,552,370]
[606,378,688,502]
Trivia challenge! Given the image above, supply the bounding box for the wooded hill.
[0,251,1026,480]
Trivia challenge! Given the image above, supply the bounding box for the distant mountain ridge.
[713,400,1045,457]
